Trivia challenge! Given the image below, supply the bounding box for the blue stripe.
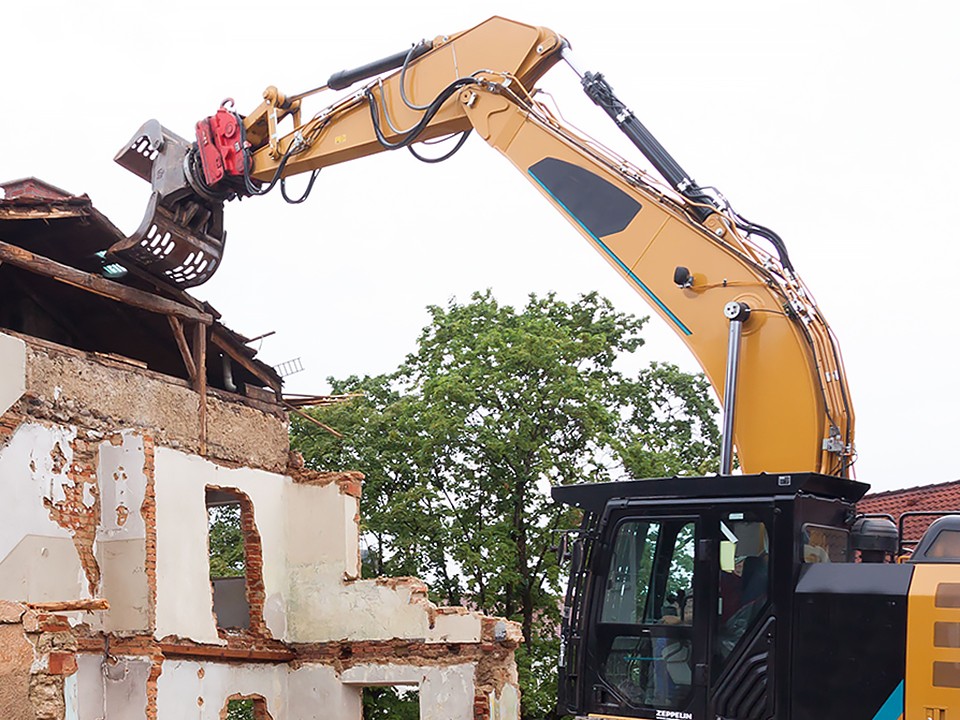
[527,170,692,336]
[872,680,904,720]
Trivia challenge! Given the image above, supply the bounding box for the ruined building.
[0,179,521,719]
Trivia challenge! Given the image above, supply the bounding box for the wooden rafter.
[0,239,212,325]
[167,316,197,381]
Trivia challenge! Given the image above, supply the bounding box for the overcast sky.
[3,1,958,492]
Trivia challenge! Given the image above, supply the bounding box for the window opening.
[362,686,420,720]
[206,487,266,633]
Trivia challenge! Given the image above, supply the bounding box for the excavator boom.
[106,17,960,720]
[112,16,852,476]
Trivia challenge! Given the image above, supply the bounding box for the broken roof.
[0,178,282,396]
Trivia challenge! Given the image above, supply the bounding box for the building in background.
[859,479,960,553]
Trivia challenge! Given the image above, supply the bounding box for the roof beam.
[0,239,212,325]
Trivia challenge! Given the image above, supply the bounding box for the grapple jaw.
[112,120,226,288]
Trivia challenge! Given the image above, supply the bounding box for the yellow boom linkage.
[113,16,854,477]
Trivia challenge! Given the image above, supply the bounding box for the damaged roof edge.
[0,178,282,397]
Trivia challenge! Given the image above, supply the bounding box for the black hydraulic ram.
[561,51,715,223]
[563,50,797,271]
[327,40,434,91]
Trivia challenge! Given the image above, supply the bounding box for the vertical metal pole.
[720,302,750,475]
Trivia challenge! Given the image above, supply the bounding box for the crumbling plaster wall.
[0,419,150,634]
[0,331,522,719]
[1,331,492,645]
[154,449,288,644]
[0,421,89,603]
[93,431,150,634]
[155,450,484,646]
[71,654,152,720]
[152,660,477,720]
[285,476,483,644]
[0,331,292,631]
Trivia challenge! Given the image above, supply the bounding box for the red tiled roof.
[858,479,960,544]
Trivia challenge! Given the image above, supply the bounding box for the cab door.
[584,514,708,719]
[708,509,776,720]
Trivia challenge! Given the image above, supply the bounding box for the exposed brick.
[141,433,158,630]
[42,434,101,596]
[37,615,71,633]
[207,485,269,639]
[46,652,77,676]
[474,693,491,720]
[337,477,363,498]
[288,467,365,492]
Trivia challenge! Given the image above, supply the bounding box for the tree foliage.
[225,699,254,720]
[291,291,720,719]
[208,504,245,578]
[362,687,419,720]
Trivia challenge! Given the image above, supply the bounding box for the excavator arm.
[112,16,854,477]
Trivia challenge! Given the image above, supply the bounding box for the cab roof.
[551,472,869,513]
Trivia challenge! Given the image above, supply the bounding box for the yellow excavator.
[111,17,959,720]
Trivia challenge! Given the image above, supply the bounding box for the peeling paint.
[42,433,101,597]
[0,423,86,603]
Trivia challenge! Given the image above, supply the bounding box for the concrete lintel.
[342,663,476,720]
[340,664,426,686]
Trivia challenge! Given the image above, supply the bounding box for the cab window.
[802,524,849,563]
[597,519,696,710]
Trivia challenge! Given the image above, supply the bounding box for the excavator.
[110,17,959,720]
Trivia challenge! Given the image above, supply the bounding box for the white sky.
[3,1,958,492]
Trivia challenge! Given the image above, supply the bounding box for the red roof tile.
[858,479,960,544]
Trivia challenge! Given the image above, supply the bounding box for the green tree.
[208,504,245,578]
[291,291,720,719]
[362,687,419,720]
[225,699,254,720]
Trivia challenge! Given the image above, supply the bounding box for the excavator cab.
[552,473,930,720]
